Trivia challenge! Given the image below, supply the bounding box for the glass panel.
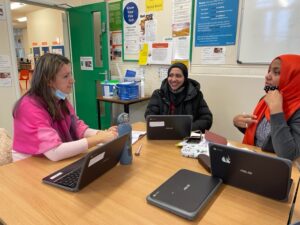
[93,11,103,67]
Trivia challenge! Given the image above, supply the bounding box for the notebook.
[146,115,192,140]
[42,134,129,192]
[209,143,293,201]
[146,169,222,220]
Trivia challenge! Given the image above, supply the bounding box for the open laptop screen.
[209,143,292,201]
[146,115,192,140]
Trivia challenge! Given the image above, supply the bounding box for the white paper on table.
[132,130,146,144]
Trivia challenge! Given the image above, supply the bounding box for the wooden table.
[0,122,298,225]
[96,96,150,129]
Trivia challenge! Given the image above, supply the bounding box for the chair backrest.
[19,70,30,80]
[0,128,12,166]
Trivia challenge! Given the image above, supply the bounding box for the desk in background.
[96,96,150,129]
[0,122,298,224]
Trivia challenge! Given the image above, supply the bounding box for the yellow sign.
[146,0,163,12]
[139,44,149,65]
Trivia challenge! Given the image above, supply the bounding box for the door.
[68,3,110,129]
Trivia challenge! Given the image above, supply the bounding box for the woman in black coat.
[144,63,213,132]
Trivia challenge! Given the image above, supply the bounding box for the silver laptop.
[146,169,222,220]
[209,143,293,201]
[146,115,192,140]
[42,134,129,192]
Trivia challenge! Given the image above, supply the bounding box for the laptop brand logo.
[183,184,191,191]
[165,127,174,130]
[221,155,231,164]
[240,169,253,175]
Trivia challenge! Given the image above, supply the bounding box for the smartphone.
[186,136,202,144]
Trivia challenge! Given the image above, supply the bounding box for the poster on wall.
[146,0,163,12]
[123,0,140,60]
[0,4,6,20]
[80,56,93,71]
[200,47,226,64]
[0,55,11,68]
[41,46,50,55]
[52,46,65,56]
[139,13,154,44]
[173,36,190,60]
[0,72,12,87]
[171,0,192,60]
[194,0,239,46]
[147,42,172,65]
[172,0,191,37]
[110,31,122,61]
[33,47,41,63]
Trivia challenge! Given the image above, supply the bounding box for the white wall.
[27,8,64,48]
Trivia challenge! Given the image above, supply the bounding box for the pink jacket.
[13,95,88,155]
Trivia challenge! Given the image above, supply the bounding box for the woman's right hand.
[96,129,118,143]
[233,113,258,128]
[87,129,118,148]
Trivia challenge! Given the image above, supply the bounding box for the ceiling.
[11,2,44,29]
[10,1,65,29]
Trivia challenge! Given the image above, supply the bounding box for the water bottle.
[117,113,132,165]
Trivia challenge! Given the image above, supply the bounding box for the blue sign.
[195,0,239,46]
[123,2,138,25]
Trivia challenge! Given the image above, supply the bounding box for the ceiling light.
[10,2,26,10]
[17,17,27,22]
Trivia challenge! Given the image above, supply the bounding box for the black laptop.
[42,134,129,192]
[146,115,193,140]
[147,169,222,220]
[209,143,293,201]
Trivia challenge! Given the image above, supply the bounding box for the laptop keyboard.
[56,168,82,188]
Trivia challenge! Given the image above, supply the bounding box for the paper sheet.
[132,130,146,144]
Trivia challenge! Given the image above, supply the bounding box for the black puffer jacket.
[144,78,213,132]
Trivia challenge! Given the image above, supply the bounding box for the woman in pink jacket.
[13,53,118,161]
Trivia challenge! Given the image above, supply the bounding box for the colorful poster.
[123,0,140,58]
[139,13,154,44]
[172,0,192,37]
[194,0,239,46]
[138,43,149,65]
[146,0,163,12]
[109,2,122,31]
[148,42,172,65]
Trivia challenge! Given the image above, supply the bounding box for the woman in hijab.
[233,54,300,161]
[145,62,213,132]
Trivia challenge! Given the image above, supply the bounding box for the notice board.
[122,0,194,63]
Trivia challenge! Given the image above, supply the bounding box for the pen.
[135,144,143,156]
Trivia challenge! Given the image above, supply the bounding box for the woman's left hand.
[264,90,283,114]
